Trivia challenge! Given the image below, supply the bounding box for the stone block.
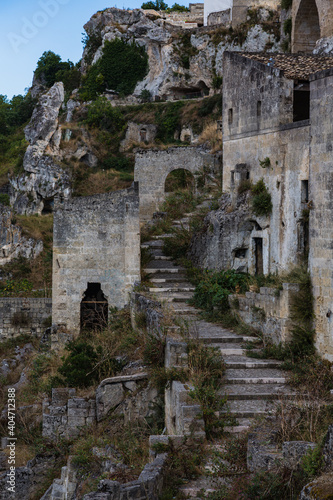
[96,382,124,422]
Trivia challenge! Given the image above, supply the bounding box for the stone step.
[221,399,276,418]
[224,418,254,433]
[151,255,173,261]
[141,240,164,248]
[221,384,295,400]
[171,304,198,315]
[224,356,283,369]
[150,276,188,283]
[149,286,195,293]
[154,292,194,303]
[145,260,183,270]
[144,268,184,274]
[152,234,173,239]
[205,336,258,345]
[218,345,246,356]
[225,368,286,384]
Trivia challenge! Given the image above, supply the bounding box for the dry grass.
[73,169,133,197]
[198,122,222,153]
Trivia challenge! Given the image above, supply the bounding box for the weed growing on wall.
[251,178,273,216]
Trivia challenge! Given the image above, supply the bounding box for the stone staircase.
[142,213,294,435]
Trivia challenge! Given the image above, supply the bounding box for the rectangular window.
[257,100,262,117]
[301,180,309,203]
[228,108,233,125]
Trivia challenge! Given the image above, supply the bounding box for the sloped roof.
[241,53,333,80]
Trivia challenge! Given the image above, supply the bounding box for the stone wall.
[134,147,218,222]
[229,283,300,344]
[292,0,333,53]
[231,0,280,26]
[42,388,96,441]
[207,8,230,26]
[0,298,51,340]
[222,52,294,141]
[52,186,140,335]
[309,67,333,361]
[218,52,310,275]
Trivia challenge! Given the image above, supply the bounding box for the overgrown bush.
[80,39,148,99]
[191,269,248,315]
[155,101,184,142]
[251,178,272,216]
[85,96,125,132]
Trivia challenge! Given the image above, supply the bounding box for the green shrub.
[251,179,272,216]
[101,155,133,172]
[141,0,168,9]
[155,101,184,142]
[191,269,248,314]
[283,18,292,36]
[80,38,148,99]
[34,50,79,91]
[85,97,125,132]
[58,340,123,387]
[0,193,10,206]
[281,0,292,9]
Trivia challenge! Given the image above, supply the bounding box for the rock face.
[10,83,71,215]
[81,7,281,99]
[0,205,43,264]
[188,192,254,272]
[314,35,333,55]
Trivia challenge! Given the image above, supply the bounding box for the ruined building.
[52,186,140,335]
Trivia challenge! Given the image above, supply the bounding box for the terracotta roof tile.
[241,52,333,80]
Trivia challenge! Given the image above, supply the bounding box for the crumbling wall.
[52,186,140,334]
[0,298,51,340]
[42,388,96,441]
[134,147,218,222]
[309,67,333,361]
[229,283,300,344]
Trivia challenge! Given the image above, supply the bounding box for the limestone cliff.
[10,83,71,215]
[82,7,281,99]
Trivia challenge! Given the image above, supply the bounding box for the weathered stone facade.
[197,50,333,359]
[308,67,333,361]
[0,298,51,340]
[229,283,300,344]
[52,186,140,335]
[134,147,218,222]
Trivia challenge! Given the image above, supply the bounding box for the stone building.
[52,186,140,335]
[134,147,219,222]
[219,51,333,359]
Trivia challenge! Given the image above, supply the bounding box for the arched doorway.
[293,0,320,52]
[80,283,108,331]
[165,169,195,193]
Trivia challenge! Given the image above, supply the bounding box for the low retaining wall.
[0,297,51,340]
[229,283,300,344]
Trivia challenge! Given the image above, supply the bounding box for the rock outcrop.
[10,83,71,215]
[81,7,281,100]
[0,205,43,264]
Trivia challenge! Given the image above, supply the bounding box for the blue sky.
[0,0,189,99]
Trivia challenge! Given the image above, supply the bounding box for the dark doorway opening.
[42,198,54,215]
[254,238,263,275]
[293,81,310,122]
[80,283,108,331]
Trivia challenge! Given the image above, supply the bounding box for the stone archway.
[292,0,333,53]
[134,147,216,222]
